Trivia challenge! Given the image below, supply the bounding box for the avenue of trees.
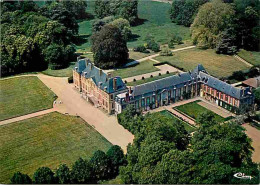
[117,106,259,184]
[1,1,87,77]
[171,0,260,53]
[11,145,125,184]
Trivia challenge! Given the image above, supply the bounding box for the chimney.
[113,78,117,91]
[99,69,102,76]
[107,72,112,78]
[77,56,80,62]
[129,87,132,94]
[257,79,260,88]
[90,63,93,70]
[85,59,89,66]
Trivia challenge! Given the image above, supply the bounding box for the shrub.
[142,76,145,80]
[133,45,149,53]
[166,71,169,74]
[160,46,173,56]
[150,75,153,78]
[159,73,161,76]
[146,39,160,52]
[33,167,56,184]
[133,78,136,82]
[11,172,32,184]
[125,80,127,84]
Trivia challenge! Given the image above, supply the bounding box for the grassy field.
[76,1,190,51]
[155,48,250,78]
[112,60,159,78]
[175,101,225,123]
[0,112,112,183]
[0,76,56,121]
[126,72,176,86]
[158,110,196,133]
[41,62,76,77]
[237,49,260,66]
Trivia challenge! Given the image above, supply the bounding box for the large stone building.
[73,59,254,115]
[73,58,127,114]
[114,65,254,114]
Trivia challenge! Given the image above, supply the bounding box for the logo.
[234,172,253,180]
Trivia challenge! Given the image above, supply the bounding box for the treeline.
[94,0,138,25]
[1,1,87,77]
[117,106,259,184]
[10,145,125,184]
[171,0,260,53]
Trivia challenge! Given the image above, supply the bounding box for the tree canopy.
[91,25,129,69]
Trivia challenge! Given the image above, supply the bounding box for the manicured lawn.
[0,112,112,183]
[0,76,56,121]
[155,48,250,78]
[237,49,260,66]
[111,60,159,78]
[128,1,190,48]
[41,62,76,77]
[175,101,225,123]
[126,72,176,86]
[76,1,190,51]
[128,50,155,60]
[158,110,196,133]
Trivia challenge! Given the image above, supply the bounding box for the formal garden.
[0,112,112,183]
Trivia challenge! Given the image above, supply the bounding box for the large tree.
[91,24,129,69]
[107,145,126,177]
[55,164,71,184]
[70,157,93,183]
[10,172,32,184]
[33,167,56,184]
[191,0,235,49]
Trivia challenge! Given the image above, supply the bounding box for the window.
[110,94,113,99]
[152,96,155,103]
[141,99,145,107]
[147,97,150,105]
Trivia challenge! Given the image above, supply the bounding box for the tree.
[94,0,111,19]
[90,150,112,180]
[92,16,115,33]
[216,28,237,55]
[146,39,160,52]
[33,167,56,184]
[170,0,209,27]
[11,172,32,184]
[117,0,138,25]
[55,164,71,184]
[107,145,126,177]
[70,157,93,183]
[44,44,67,69]
[110,18,132,41]
[91,25,129,69]
[253,88,260,106]
[191,0,235,49]
[61,0,88,20]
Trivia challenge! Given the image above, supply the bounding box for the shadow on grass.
[132,18,148,26]
[128,34,140,43]
[74,35,91,46]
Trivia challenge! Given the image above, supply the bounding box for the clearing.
[76,1,190,51]
[0,112,112,183]
[112,60,159,79]
[155,48,250,78]
[0,76,56,121]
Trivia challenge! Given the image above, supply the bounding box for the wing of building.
[73,59,254,115]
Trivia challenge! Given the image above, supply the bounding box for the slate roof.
[74,59,127,94]
[132,72,193,97]
[199,72,244,99]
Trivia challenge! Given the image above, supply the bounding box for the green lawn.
[0,76,56,121]
[157,110,196,133]
[112,60,159,78]
[0,112,112,183]
[175,101,225,123]
[76,1,190,51]
[41,62,75,77]
[126,72,176,86]
[155,48,250,78]
[237,49,260,66]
